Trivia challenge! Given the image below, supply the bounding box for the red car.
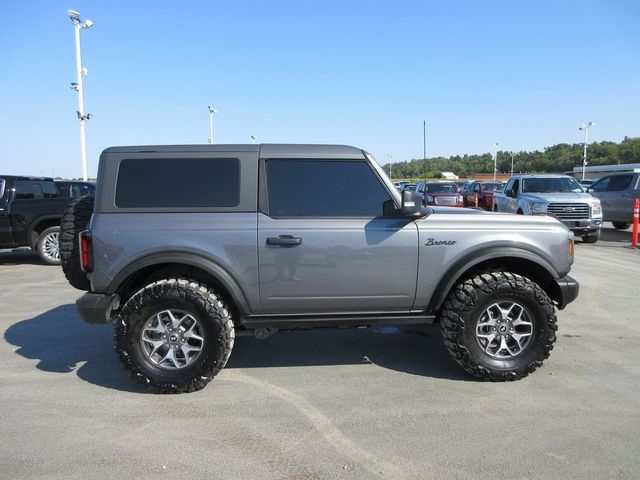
[416,181,464,207]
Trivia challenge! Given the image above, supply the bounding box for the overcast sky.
[1,0,639,178]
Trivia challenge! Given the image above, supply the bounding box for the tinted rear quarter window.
[115,157,240,208]
[266,159,391,217]
[15,181,58,199]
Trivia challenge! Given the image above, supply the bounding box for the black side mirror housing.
[506,189,515,198]
[401,190,424,217]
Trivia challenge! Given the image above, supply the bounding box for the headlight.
[591,201,602,216]
[531,202,547,213]
[426,195,435,203]
[457,195,463,202]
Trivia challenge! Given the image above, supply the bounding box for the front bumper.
[76,292,120,324]
[561,218,602,234]
[553,275,579,310]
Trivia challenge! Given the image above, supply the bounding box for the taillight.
[79,230,93,272]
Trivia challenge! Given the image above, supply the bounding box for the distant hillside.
[384,137,640,179]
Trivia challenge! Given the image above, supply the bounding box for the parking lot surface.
[1,224,639,479]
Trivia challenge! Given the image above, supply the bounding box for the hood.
[521,192,596,203]
[419,207,569,230]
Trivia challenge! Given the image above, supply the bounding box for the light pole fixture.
[208,106,217,144]
[68,9,94,181]
[492,142,500,180]
[579,122,595,180]
[250,135,257,144]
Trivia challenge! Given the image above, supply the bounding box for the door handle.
[266,235,302,246]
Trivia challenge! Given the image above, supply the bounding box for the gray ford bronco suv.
[67,144,578,393]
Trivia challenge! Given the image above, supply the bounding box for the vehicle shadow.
[576,225,636,247]
[5,306,472,393]
[4,304,147,393]
[228,325,473,381]
[0,248,46,266]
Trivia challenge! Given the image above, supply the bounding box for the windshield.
[425,183,457,193]
[522,177,583,193]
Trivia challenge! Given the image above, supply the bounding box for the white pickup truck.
[493,174,603,243]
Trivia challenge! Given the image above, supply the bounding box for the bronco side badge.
[425,238,456,246]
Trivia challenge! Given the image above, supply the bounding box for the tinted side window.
[592,176,610,192]
[15,181,43,199]
[116,157,240,208]
[504,178,514,191]
[56,183,71,197]
[267,160,392,217]
[607,175,632,192]
[511,179,520,195]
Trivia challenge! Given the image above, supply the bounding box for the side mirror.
[506,189,515,198]
[401,190,424,217]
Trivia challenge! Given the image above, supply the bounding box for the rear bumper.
[76,292,120,324]
[553,275,579,310]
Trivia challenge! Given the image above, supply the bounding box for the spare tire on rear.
[60,195,94,290]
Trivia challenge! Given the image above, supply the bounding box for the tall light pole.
[511,152,515,176]
[579,122,595,180]
[208,106,217,144]
[387,154,393,179]
[68,10,93,181]
[492,142,500,180]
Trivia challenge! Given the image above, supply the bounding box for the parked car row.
[0,176,95,264]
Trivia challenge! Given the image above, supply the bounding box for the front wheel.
[115,279,235,393]
[36,226,60,265]
[581,230,600,243]
[439,272,557,380]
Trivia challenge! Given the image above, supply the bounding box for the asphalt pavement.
[1,224,639,479]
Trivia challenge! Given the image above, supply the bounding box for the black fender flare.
[106,252,252,316]
[426,246,561,312]
[28,214,63,247]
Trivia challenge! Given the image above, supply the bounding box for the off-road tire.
[581,230,600,243]
[439,272,557,381]
[114,279,235,393]
[36,226,60,265]
[612,222,630,230]
[60,196,94,290]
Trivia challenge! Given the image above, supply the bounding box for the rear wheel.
[36,226,60,265]
[440,272,557,380]
[612,222,630,230]
[581,230,600,243]
[115,279,235,393]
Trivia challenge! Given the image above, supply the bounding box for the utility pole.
[68,10,94,181]
[208,106,217,144]
[579,122,594,180]
[423,121,427,180]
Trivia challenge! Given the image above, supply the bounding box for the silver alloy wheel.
[42,231,60,262]
[140,309,204,369]
[475,301,534,358]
